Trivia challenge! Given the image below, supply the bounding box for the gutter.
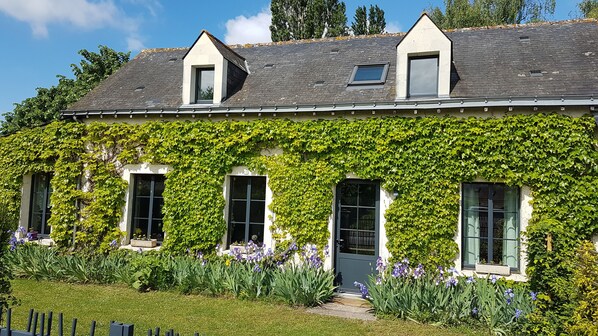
[61,95,597,119]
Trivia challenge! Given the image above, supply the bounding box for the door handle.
[336,239,344,247]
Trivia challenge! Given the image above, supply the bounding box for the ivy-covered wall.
[1,113,598,310]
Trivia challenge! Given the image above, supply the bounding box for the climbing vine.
[0,113,597,322]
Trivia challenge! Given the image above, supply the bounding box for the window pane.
[135,176,152,196]
[353,65,384,82]
[229,223,246,244]
[409,57,438,97]
[231,176,248,199]
[134,198,150,219]
[463,237,479,266]
[249,224,264,243]
[493,212,504,239]
[197,68,214,101]
[340,207,357,229]
[249,200,265,224]
[153,177,165,197]
[251,177,267,200]
[358,184,376,207]
[151,220,163,240]
[231,200,247,222]
[133,218,149,238]
[358,231,376,255]
[339,183,358,206]
[359,208,376,231]
[340,229,357,254]
[30,213,43,233]
[152,198,164,220]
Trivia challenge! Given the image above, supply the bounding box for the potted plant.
[130,228,157,248]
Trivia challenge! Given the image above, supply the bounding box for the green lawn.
[8,279,482,336]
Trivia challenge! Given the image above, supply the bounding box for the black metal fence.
[0,308,201,336]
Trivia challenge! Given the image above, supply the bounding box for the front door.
[334,180,379,292]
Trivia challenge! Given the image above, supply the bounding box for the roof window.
[408,56,439,97]
[349,64,389,85]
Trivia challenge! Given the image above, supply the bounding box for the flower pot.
[475,263,511,276]
[229,244,247,254]
[130,239,157,248]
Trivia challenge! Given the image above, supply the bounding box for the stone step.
[306,295,376,321]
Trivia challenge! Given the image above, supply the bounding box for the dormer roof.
[183,30,248,72]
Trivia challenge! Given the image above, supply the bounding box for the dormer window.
[349,64,389,85]
[396,14,452,100]
[195,67,215,104]
[408,56,439,97]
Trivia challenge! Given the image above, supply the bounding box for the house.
[12,14,598,292]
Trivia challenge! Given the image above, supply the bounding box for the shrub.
[567,241,598,335]
[130,252,173,291]
[0,208,18,315]
[272,245,335,307]
[360,258,536,335]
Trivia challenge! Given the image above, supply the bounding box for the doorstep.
[306,294,375,321]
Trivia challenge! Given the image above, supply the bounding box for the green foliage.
[0,208,17,314]
[579,0,598,18]
[351,5,386,35]
[567,241,598,335]
[131,252,173,291]
[7,244,334,307]
[365,260,536,334]
[0,114,598,327]
[270,0,348,41]
[429,0,556,29]
[0,46,129,135]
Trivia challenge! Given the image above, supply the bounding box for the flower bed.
[355,258,537,335]
[5,239,335,307]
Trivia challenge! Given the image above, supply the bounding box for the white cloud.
[386,22,402,34]
[0,0,150,50]
[224,9,272,45]
[0,0,121,37]
[127,36,145,51]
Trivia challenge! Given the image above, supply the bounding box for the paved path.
[306,294,376,321]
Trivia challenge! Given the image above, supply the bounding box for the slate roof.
[67,19,598,112]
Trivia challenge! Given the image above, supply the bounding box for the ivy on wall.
[1,113,597,316]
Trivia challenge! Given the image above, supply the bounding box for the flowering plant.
[357,257,537,334]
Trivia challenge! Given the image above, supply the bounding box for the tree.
[270,0,348,42]
[352,5,386,35]
[429,0,556,30]
[0,46,130,135]
[579,0,598,18]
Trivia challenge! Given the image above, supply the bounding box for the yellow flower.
[225,259,231,266]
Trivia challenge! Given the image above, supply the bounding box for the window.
[228,176,266,246]
[195,67,214,103]
[408,56,439,97]
[29,173,52,235]
[349,64,389,85]
[462,183,520,270]
[131,174,165,240]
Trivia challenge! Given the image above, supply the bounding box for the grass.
[8,279,483,336]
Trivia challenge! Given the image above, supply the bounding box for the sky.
[0,0,584,118]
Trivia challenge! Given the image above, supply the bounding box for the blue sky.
[0,0,584,117]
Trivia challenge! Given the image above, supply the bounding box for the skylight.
[349,64,389,85]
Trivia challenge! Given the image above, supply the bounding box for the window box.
[229,243,247,254]
[475,263,511,276]
[130,239,158,248]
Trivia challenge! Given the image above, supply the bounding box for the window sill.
[474,263,511,276]
[119,244,161,252]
